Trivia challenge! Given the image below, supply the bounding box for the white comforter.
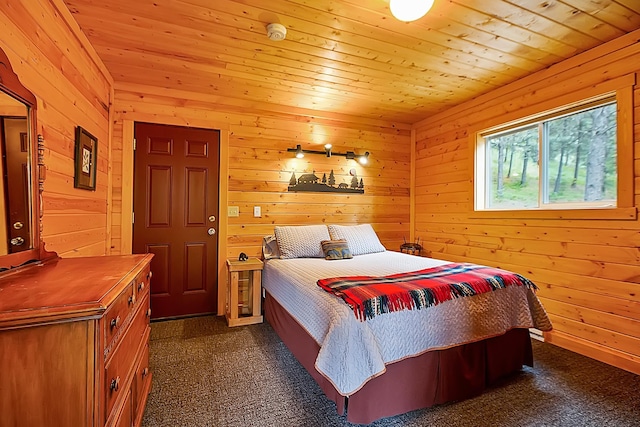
[262,251,552,396]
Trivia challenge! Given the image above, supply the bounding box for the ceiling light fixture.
[389,0,435,22]
[287,145,370,164]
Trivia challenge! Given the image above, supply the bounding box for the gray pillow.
[274,225,331,259]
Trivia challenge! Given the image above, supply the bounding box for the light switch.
[228,206,239,217]
[253,206,261,217]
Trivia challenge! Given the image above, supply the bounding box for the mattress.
[262,251,552,396]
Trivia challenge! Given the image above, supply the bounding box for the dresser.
[0,254,154,427]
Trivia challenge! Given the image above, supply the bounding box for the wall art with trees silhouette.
[287,169,364,193]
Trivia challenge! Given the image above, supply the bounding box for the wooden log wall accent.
[110,84,411,261]
[413,29,640,375]
[1,0,113,257]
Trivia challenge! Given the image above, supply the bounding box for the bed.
[261,224,552,424]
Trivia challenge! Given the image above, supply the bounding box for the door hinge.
[133,138,137,150]
[132,212,135,224]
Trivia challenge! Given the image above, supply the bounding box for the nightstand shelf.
[225,258,263,327]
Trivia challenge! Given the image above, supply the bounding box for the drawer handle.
[146,308,152,317]
[138,282,145,292]
[110,316,121,330]
[142,367,149,378]
[128,294,136,305]
[147,271,153,280]
[110,376,120,392]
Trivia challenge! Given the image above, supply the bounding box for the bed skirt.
[264,292,533,425]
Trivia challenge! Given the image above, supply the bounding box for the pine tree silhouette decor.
[287,168,364,194]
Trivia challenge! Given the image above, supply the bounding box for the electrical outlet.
[228,206,239,217]
[253,206,261,217]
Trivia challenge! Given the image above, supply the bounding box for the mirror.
[0,91,31,255]
[0,46,51,270]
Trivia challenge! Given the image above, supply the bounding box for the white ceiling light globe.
[390,0,435,22]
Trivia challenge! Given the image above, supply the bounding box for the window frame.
[470,78,635,221]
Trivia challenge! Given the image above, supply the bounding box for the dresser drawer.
[111,387,133,427]
[104,267,150,357]
[104,281,136,351]
[104,294,150,421]
[133,267,151,304]
[133,327,152,425]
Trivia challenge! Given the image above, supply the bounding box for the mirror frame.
[0,46,52,270]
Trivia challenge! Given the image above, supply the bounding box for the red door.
[1,118,30,254]
[133,122,220,319]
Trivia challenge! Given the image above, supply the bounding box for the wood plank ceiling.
[64,0,640,124]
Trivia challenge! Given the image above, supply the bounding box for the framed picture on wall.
[74,126,98,190]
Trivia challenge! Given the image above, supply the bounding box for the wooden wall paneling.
[539,285,640,322]
[547,314,640,357]
[419,236,640,301]
[105,85,115,254]
[217,130,230,315]
[112,82,412,133]
[618,84,635,207]
[4,1,111,115]
[545,330,640,377]
[226,118,410,246]
[119,120,134,255]
[46,229,108,257]
[415,220,640,250]
[110,121,123,247]
[540,298,640,341]
[3,4,109,132]
[413,30,640,375]
[1,1,113,258]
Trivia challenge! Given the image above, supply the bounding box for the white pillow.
[327,224,386,256]
[274,225,330,259]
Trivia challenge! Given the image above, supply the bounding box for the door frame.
[120,119,229,315]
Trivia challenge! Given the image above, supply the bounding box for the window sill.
[469,206,637,220]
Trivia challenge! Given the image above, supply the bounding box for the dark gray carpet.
[141,315,640,427]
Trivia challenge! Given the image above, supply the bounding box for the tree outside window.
[481,100,617,210]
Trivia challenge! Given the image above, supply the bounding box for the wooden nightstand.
[225,258,264,327]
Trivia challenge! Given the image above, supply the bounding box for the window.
[475,96,619,211]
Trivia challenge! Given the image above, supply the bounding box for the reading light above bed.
[287,144,370,165]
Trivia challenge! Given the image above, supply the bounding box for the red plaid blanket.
[317,262,537,321]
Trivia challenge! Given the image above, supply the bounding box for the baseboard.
[544,330,640,376]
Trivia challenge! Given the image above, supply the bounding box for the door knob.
[10,237,24,246]
[207,228,216,236]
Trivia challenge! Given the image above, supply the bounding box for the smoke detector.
[266,23,287,41]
